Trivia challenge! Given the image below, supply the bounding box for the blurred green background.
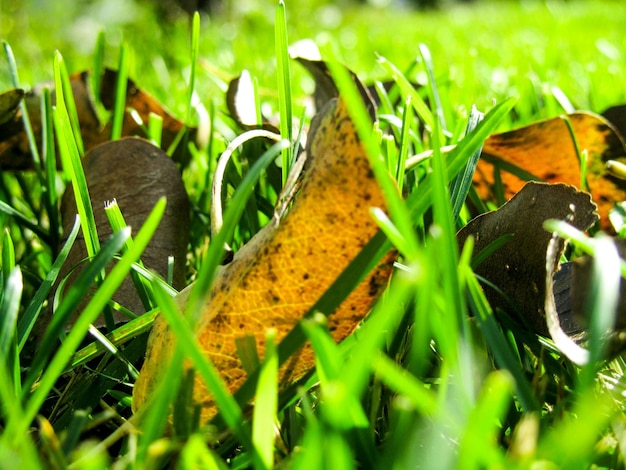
[2,0,625,122]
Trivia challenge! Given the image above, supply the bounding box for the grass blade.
[396,96,413,192]
[0,358,41,468]
[418,44,447,133]
[275,0,293,182]
[372,353,438,416]
[104,199,156,311]
[458,371,513,468]
[252,329,278,470]
[463,263,540,411]
[576,235,621,388]
[135,289,185,465]
[67,309,158,370]
[91,30,106,106]
[57,55,84,154]
[449,106,484,222]
[54,51,100,257]
[41,86,60,247]
[21,228,130,395]
[1,227,15,286]
[301,315,343,384]
[110,43,129,141]
[3,41,42,173]
[0,201,47,241]
[16,215,80,351]
[418,43,468,373]
[405,97,516,220]
[186,12,200,127]
[0,267,22,397]
[377,54,434,131]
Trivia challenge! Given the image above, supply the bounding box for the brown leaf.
[100,69,197,164]
[295,56,377,119]
[602,104,626,142]
[52,137,189,328]
[457,181,599,336]
[475,112,626,230]
[133,98,395,422]
[549,237,626,361]
[0,89,26,167]
[0,88,24,126]
[0,72,101,170]
[0,69,197,170]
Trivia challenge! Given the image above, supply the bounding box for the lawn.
[2,0,626,468]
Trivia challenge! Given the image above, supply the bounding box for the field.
[2,0,626,468]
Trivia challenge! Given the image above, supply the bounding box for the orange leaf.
[99,69,196,164]
[133,98,395,422]
[475,112,626,229]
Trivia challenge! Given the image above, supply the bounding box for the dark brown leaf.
[457,181,599,336]
[0,72,101,170]
[294,56,377,120]
[53,137,189,328]
[550,238,626,360]
[602,104,626,142]
[0,88,24,126]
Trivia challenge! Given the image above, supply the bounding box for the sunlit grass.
[1,0,626,468]
[3,1,625,118]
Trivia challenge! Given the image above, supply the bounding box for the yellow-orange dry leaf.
[475,112,626,229]
[133,98,395,422]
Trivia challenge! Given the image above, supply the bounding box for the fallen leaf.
[99,69,197,164]
[549,237,626,361]
[290,41,410,114]
[0,88,24,126]
[602,104,626,142]
[0,89,26,168]
[475,113,626,229]
[54,137,189,327]
[295,56,377,119]
[0,72,101,170]
[457,181,599,336]
[133,98,395,422]
[0,69,196,169]
[226,70,259,128]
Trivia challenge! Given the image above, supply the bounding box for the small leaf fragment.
[225,70,279,133]
[0,88,24,126]
[550,237,626,359]
[294,56,377,119]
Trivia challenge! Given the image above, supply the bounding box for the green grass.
[2,0,626,468]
